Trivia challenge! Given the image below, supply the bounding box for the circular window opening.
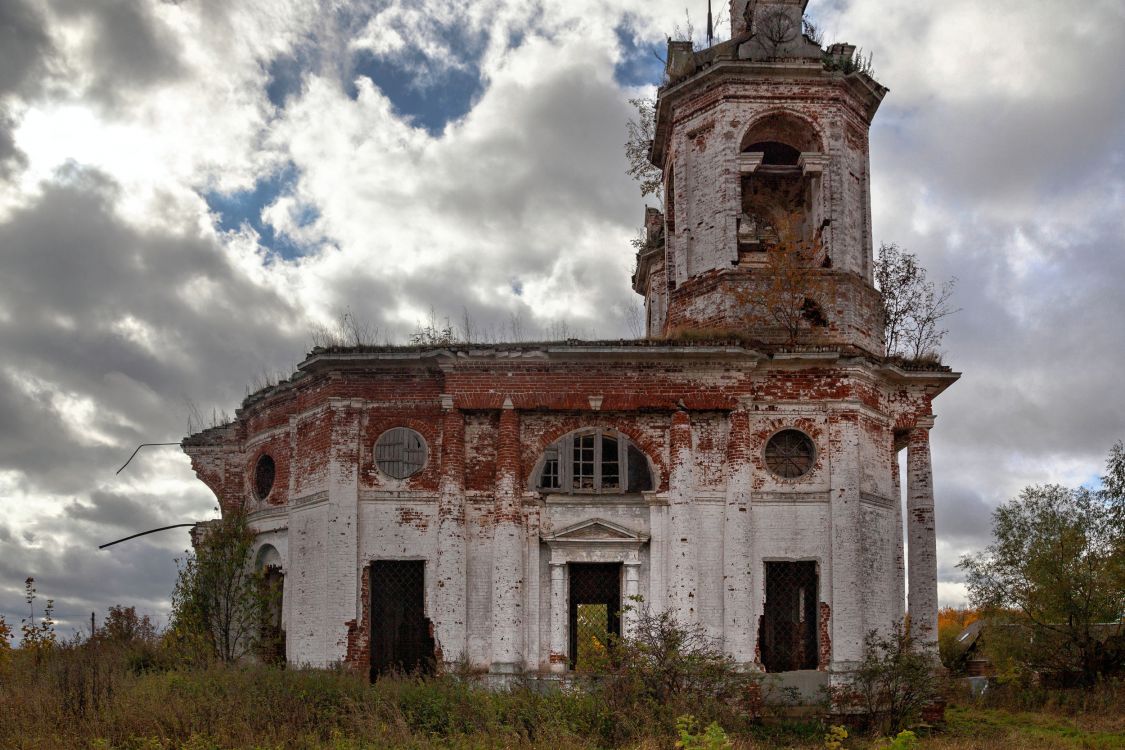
[254,454,276,500]
[764,429,816,479]
[375,427,428,479]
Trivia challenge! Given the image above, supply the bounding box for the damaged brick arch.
[525,423,664,493]
[739,109,825,155]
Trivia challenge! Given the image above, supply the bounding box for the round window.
[254,454,276,500]
[764,429,815,479]
[375,427,427,479]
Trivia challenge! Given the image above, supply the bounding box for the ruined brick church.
[184,0,957,693]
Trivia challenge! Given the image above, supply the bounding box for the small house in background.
[950,620,1125,685]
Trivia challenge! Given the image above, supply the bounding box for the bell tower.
[633,0,888,356]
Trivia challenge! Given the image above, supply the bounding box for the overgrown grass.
[1,648,1122,749]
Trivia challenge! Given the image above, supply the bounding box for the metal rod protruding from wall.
[99,523,198,550]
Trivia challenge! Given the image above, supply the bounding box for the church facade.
[183,0,957,690]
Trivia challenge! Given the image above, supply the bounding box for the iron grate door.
[568,563,622,670]
[760,561,819,672]
[370,560,433,679]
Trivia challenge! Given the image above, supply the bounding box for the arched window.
[537,429,653,494]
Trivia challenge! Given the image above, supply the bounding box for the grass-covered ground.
[1,659,1122,750]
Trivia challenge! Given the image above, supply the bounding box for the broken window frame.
[536,428,652,495]
[763,428,816,479]
[375,427,428,479]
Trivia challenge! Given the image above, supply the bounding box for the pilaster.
[325,399,361,665]
[434,400,467,666]
[490,398,524,672]
[549,562,566,673]
[829,411,864,670]
[723,404,755,664]
[667,409,697,623]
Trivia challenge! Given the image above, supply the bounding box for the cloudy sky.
[1,0,1123,637]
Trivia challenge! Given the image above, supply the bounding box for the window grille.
[254,454,276,500]
[375,427,427,479]
[370,560,434,678]
[568,563,622,670]
[573,433,596,489]
[760,561,818,672]
[764,429,815,479]
[541,448,560,489]
[536,429,653,494]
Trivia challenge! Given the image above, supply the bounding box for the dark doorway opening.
[370,560,434,679]
[760,561,819,672]
[258,566,285,664]
[568,563,622,670]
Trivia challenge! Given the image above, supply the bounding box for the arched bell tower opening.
[737,112,826,263]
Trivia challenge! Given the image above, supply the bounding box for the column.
[549,562,567,673]
[667,409,697,623]
[891,438,906,621]
[829,412,864,670]
[434,400,467,667]
[623,559,642,637]
[907,417,938,653]
[490,398,524,672]
[722,404,755,665]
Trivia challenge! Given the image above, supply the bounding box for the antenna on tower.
[706,0,714,47]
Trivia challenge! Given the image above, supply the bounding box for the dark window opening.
[537,430,653,494]
[738,171,811,253]
[801,298,828,327]
[601,435,620,490]
[760,561,819,672]
[370,560,434,679]
[744,140,801,166]
[764,429,816,479]
[254,455,276,501]
[627,444,653,492]
[569,563,622,670]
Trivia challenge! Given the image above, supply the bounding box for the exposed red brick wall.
[818,602,832,670]
[344,564,371,674]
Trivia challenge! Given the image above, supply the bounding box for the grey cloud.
[0,0,53,96]
[47,0,184,104]
[0,167,309,498]
[934,481,997,550]
[67,490,168,534]
[0,108,27,179]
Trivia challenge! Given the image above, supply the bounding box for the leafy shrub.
[585,603,756,744]
[674,714,732,750]
[823,724,848,749]
[882,729,919,749]
[850,620,939,735]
